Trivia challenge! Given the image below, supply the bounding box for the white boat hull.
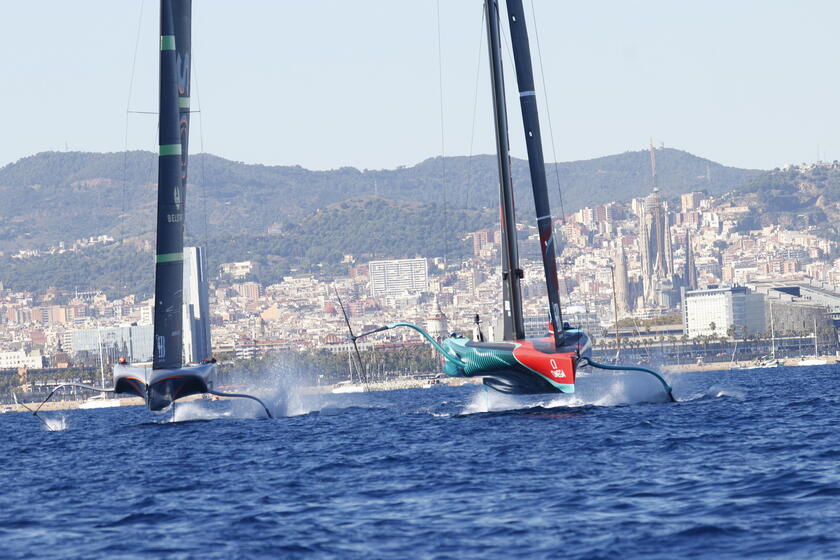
[79,397,122,409]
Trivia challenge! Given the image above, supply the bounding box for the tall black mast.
[153,0,191,370]
[485,0,525,341]
[505,0,564,347]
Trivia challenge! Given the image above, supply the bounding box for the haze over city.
[4,0,840,171]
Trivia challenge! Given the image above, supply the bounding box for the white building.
[683,286,765,338]
[369,258,428,297]
[0,349,44,369]
[220,260,257,279]
[183,247,212,363]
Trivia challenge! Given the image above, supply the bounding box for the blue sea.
[2,364,839,559]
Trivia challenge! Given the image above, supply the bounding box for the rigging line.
[192,47,211,262]
[121,0,146,305]
[528,0,572,305]
[436,0,448,270]
[465,3,486,265]
[528,0,566,224]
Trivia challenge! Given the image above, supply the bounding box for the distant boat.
[78,395,121,409]
[797,358,827,367]
[332,351,366,393]
[797,318,826,366]
[740,355,782,369]
[331,380,366,394]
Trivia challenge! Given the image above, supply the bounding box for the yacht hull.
[114,362,215,411]
[442,330,591,395]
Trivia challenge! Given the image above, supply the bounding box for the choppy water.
[2,365,839,559]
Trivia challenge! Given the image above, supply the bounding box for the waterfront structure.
[68,324,154,364]
[369,258,428,297]
[683,286,765,338]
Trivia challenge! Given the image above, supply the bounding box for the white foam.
[43,415,68,431]
[461,370,674,414]
[171,401,229,422]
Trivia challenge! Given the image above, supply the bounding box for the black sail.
[505,0,564,347]
[153,0,191,370]
[485,0,525,341]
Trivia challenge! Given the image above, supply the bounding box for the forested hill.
[0,148,761,252]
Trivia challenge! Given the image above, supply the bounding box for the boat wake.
[460,371,677,415]
[171,402,231,422]
[697,384,745,400]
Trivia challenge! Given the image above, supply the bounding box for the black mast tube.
[505,0,564,347]
[485,0,525,341]
[153,0,191,369]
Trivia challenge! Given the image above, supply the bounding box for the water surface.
[1,365,838,559]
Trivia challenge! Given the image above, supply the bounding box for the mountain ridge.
[0,147,763,253]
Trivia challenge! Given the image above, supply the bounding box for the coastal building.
[683,286,765,338]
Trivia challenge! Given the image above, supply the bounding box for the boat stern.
[146,363,215,411]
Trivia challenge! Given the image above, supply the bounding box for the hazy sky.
[3,1,840,171]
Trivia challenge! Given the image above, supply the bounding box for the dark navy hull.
[113,362,214,411]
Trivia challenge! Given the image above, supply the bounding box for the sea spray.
[220,352,325,418]
[43,414,68,431]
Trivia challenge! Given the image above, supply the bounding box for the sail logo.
[156,335,166,358]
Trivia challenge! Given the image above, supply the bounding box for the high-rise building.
[613,243,631,316]
[369,258,429,297]
[683,233,698,291]
[183,246,211,364]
